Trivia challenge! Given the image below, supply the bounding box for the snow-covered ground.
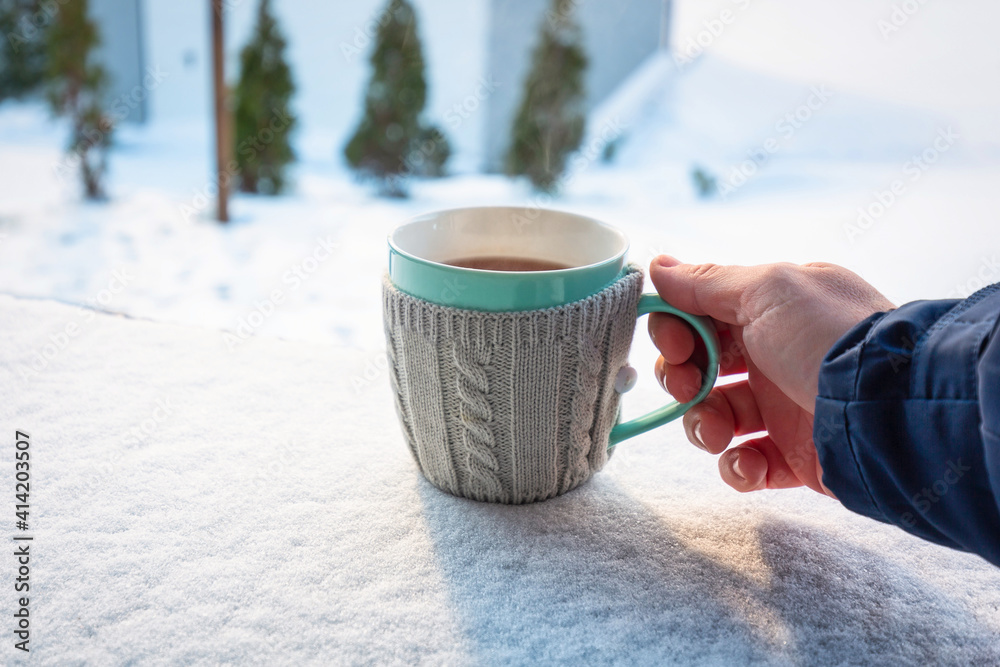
[1,49,998,354]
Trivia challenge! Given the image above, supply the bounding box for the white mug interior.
[391,206,628,270]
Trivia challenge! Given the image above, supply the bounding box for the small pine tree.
[44,0,112,200]
[233,0,297,195]
[691,165,717,199]
[0,0,48,101]
[505,0,587,193]
[344,0,449,197]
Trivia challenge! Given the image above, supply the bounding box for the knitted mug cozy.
[382,264,645,504]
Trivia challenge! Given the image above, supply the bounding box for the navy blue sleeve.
[814,283,1000,566]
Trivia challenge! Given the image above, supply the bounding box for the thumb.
[649,256,772,326]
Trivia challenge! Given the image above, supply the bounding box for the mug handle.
[608,294,721,447]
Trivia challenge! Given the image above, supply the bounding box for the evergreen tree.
[505,0,587,193]
[344,0,449,197]
[0,0,47,101]
[233,0,296,194]
[691,165,718,199]
[45,0,112,200]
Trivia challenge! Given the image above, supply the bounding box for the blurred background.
[0,0,998,355]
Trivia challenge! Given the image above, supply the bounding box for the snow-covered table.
[3,293,999,665]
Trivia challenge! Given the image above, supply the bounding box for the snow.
[3,294,1000,664]
[2,7,1000,660]
[1,48,997,349]
[672,0,1000,151]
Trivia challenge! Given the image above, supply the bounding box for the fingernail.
[655,255,679,268]
[731,455,746,482]
[691,419,708,452]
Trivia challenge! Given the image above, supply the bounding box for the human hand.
[648,257,894,496]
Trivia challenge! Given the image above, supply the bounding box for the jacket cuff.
[813,312,890,523]
[812,290,1000,563]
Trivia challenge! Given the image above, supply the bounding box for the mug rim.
[387,205,630,275]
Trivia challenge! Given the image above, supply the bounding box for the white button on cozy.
[614,365,638,393]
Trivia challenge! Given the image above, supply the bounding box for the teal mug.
[384,206,719,503]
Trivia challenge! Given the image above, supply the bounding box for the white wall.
[144,0,210,124]
[91,0,146,122]
[417,0,491,171]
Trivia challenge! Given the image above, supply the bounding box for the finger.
[654,330,709,404]
[719,437,804,492]
[684,398,728,454]
[719,446,767,492]
[778,439,828,496]
[717,381,765,435]
[740,436,804,490]
[648,313,695,365]
[682,380,765,454]
[655,356,702,404]
[651,313,748,377]
[650,256,772,326]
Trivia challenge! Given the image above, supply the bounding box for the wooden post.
[211,0,229,223]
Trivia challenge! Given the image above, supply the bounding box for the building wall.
[131,0,488,166]
[141,0,210,126]
[87,0,662,172]
[90,0,146,122]
[483,0,666,172]
[418,0,491,172]
[224,0,489,166]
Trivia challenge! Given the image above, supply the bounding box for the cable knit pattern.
[562,310,604,495]
[383,264,644,504]
[452,338,504,501]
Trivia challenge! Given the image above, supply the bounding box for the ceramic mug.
[383,206,719,503]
